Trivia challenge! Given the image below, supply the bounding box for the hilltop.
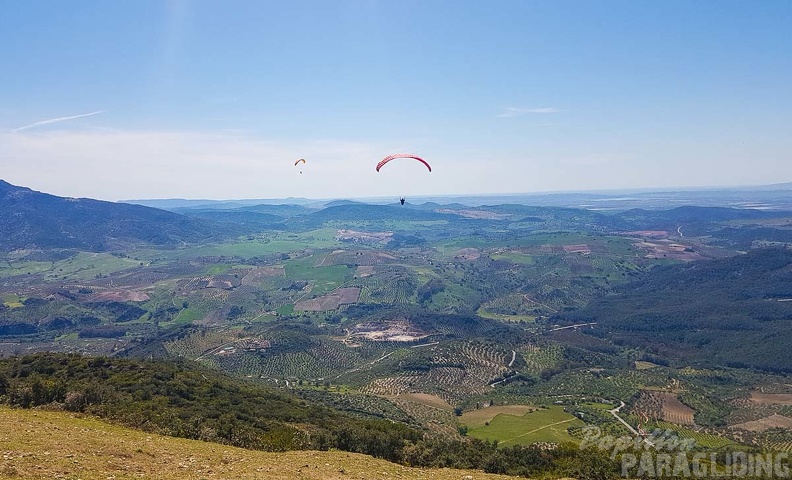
[0,354,618,477]
[0,406,512,480]
[0,180,234,251]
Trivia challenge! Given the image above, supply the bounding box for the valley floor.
[0,406,512,480]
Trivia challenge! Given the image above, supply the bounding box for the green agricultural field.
[374,220,448,231]
[504,232,596,248]
[166,307,204,326]
[249,312,279,323]
[285,256,352,295]
[635,360,661,370]
[409,266,439,281]
[602,237,643,256]
[139,229,342,260]
[424,282,479,312]
[433,232,602,254]
[205,263,232,275]
[0,260,53,277]
[433,237,495,253]
[54,332,79,341]
[477,293,545,323]
[490,252,534,264]
[467,406,584,447]
[476,307,536,323]
[34,252,141,281]
[2,294,24,308]
[582,402,616,410]
[460,405,537,428]
[651,421,735,449]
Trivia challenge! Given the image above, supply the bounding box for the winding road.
[547,322,597,332]
[608,401,654,446]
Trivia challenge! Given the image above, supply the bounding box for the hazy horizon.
[4,176,788,205]
[2,1,791,201]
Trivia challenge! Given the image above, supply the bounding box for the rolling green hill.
[0,353,620,477]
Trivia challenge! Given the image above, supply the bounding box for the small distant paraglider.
[376,154,431,205]
[295,158,306,174]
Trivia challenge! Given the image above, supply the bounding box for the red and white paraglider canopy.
[376,154,431,172]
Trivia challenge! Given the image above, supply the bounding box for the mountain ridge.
[0,180,235,251]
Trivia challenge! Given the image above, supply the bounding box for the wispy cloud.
[0,129,397,200]
[11,110,106,132]
[559,153,620,167]
[496,107,559,118]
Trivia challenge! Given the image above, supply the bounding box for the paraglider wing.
[294,158,306,166]
[375,154,431,172]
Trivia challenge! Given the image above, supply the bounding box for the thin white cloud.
[0,129,415,200]
[1,127,782,200]
[496,107,559,118]
[558,153,620,167]
[11,111,106,132]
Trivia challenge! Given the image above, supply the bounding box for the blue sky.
[1,0,790,200]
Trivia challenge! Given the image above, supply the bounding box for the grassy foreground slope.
[0,406,512,480]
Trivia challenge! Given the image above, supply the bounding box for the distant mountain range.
[3,179,792,253]
[124,182,792,212]
[0,180,233,251]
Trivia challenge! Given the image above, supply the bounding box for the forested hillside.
[563,248,792,372]
[0,353,617,478]
[0,180,233,250]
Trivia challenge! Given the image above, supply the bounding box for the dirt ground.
[750,393,792,405]
[657,392,696,425]
[453,248,480,260]
[87,290,150,302]
[562,244,591,254]
[294,287,361,311]
[241,266,285,286]
[349,319,429,342]
[632,240,704,262]
[393,393,453,410]
[732,414,792,432]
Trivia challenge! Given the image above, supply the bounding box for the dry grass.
[732,414,792,432]
[750,393,792,405]
[393,393,453,411]
[295,287,360,311]
[631,240,703,262]
[452,248,480,261]
[355,265,375,277]
[0,406,512,480]
[87,290,150,302]
[240,266,285,286]
[634,361,659,370]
